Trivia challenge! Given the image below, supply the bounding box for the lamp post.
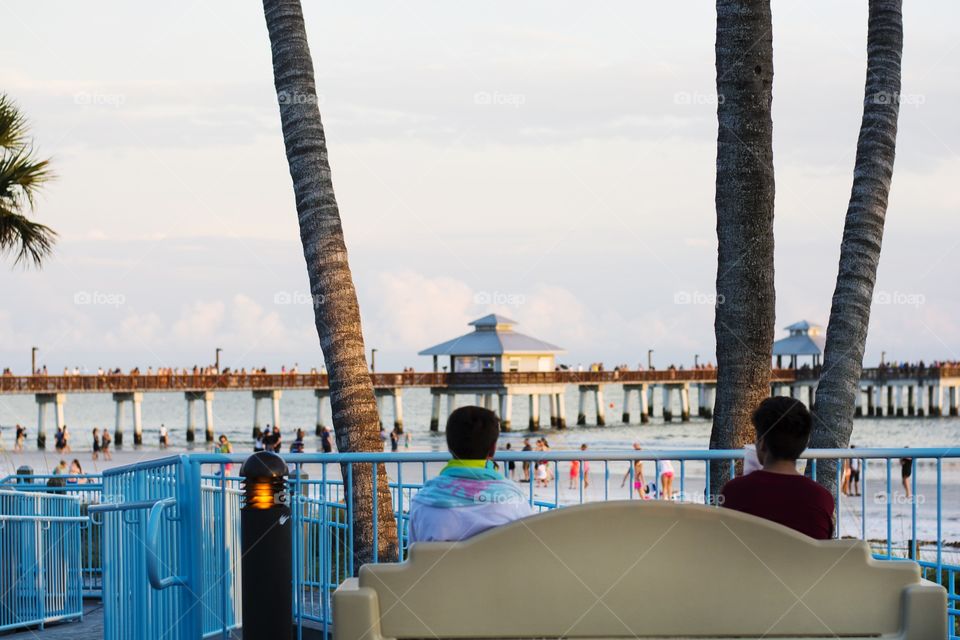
[371,348,378,374]
[881,351,886,366]
[694,354,700,368]
[240,451,291,637]
[647,349,654,370]
[31,346,38,375]
[215,347,222,373]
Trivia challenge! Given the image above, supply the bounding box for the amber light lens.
[245,479,279,509]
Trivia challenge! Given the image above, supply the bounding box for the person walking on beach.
[521,438,532,482]
[621,443,647,499]
[159,424,169,449]
[390,428,400,453]
[100,429,112,460]
[504,442,516,479]
[569,444,591,489]
[216,434,233,454]
[253,428,265,452]
[658,458,674,500]
[848,446,861,496]
[55,426,66,453]
[900,453,913,499]
[261,425,275,452]
[216,435,234,474]
[15,424,26,452]
[580,443,590,488]
[92,428,101,460]
[841,458,851,496]
[320,426,333,453]
[270,425,282,453]
[289,428,305,453]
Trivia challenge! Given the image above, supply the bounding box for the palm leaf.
[0,94,29,150]
[0,93,57,268]
[0,148,53,209]
[0,208,57,267]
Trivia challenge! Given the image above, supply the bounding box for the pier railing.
[59,448,956,639]
[0,369,799,394]
[0,489,85,633]
[2,366,958,395]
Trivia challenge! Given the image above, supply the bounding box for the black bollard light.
[240,450,292,639]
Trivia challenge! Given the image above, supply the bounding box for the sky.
[1,1,958,373]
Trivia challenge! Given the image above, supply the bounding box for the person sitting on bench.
[721,396,834,539]
[409,406,533,542]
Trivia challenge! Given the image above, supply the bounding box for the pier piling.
[392,389,404,432]
[34,393,65,449]
[315,390,328,435]
[576,389,586,426]
[429,391,442,431]
[500,393,513,430]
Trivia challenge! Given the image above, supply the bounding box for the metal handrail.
[146,497,186,590]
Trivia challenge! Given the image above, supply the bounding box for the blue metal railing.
[1,473,106,597]
[0,489,85,632]
[5,447,957,638]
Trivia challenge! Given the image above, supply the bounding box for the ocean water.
[1,384,958,453]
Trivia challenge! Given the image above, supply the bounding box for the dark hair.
[752,396,811,461]
[446,406,500,460]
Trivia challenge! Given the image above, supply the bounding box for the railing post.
[240,451,292,638]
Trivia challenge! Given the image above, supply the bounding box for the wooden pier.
[2,365,958,446]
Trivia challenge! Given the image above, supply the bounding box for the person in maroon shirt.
[720,397,835,539]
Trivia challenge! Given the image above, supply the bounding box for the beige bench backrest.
[335,501,946,639]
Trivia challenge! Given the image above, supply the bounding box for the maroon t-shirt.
[720,470,835,540]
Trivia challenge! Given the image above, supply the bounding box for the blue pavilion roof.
[419,316,563,356]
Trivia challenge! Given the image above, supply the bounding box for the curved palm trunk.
[709,0,776,491]
[809,0,903,493]
[262,0,398,566]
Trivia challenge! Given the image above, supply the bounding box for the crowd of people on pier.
[19,363,332,376]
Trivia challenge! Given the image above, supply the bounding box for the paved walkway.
[3,602,102,640]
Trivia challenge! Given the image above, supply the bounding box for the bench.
[334,501,946,639]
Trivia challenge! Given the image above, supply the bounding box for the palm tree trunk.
[809,0,903,494]
[262,0,398,566]
[709,0,776,491]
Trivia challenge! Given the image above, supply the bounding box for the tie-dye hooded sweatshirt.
[409,460,534,542]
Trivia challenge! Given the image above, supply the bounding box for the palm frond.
[0,94,29,150]
[0,94,57,268]
[0,208,58,267]
[0,147,54,208]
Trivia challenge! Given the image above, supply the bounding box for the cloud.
[172,301,226,343]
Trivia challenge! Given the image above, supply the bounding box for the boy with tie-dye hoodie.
[409,406,533,542]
